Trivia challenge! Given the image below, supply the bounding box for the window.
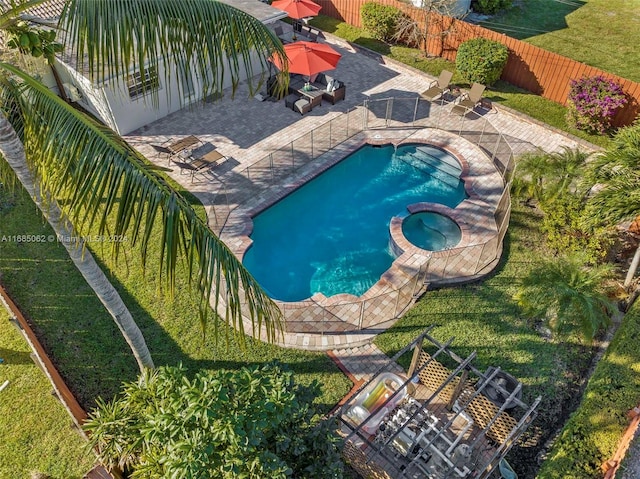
[127,67,160,100]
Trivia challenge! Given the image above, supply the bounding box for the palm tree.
[585,120,640,288]
[513,254,616,341]
[0,0,287,371]
[513,146,591,204]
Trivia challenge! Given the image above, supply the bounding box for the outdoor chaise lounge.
[420,70,454,101]
[451,82,486,116]
[170,142,227,182]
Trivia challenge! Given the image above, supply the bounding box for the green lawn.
[310,15,611,148]
[0,183,352,417]
[0,308,95,478]
[375,204,595,473]
[481,0,640,82]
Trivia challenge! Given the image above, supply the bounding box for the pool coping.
[218,128,505,349]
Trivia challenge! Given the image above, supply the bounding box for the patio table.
[298,86,323,108]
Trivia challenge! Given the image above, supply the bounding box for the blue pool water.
[403,212,462,251]
[242,144,468,301]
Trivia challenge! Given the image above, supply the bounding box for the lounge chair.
[150,143,174,165]
[451,83,486,116]
[420,70,454,101]
[170,143,227,182]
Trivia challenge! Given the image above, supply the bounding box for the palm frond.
[1,61,282,343]
[59,0,288,102]
[514,254,615,341]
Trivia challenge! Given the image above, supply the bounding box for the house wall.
[55,59,118,129]
[60,48,265,135]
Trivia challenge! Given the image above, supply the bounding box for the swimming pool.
[242,143,468,302]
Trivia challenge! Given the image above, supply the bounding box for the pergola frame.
[336,328,541,479]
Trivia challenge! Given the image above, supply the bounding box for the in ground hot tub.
[402,212,462,251]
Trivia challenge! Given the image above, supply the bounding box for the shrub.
[541,194,615,263]
[455,38,508,86]
[566,76,628,135]
[84,364,345,478]
[361,2,402,42]
[471,0,512,14]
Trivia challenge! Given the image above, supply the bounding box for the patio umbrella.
[270,41,341,77]
[271,0,321,20]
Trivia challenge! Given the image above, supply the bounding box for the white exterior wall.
[101,50,267,135]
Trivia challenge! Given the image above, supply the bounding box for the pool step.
[415,146,462,175]
[396,151,462,189]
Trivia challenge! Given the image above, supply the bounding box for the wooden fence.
[315,0,640,127]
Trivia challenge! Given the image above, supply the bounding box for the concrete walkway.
[125,26,600,352]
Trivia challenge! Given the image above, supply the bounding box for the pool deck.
[126,25,600,352]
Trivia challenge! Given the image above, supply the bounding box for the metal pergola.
[336,327,541,479]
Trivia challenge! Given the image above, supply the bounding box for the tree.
[83,364,345,478]
[513,255,616,341]
[0,0,287,371]
[392,0,464,58]
[514,146,592,204]
[585,119,640,288]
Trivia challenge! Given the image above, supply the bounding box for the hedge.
[537,303,640,478]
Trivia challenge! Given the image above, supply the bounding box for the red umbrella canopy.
[271,41,341,77]
[271,0,321,19]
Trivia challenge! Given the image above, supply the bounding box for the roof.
[2,0,286,82]
[0,0,64,21]
[0,0,285,24]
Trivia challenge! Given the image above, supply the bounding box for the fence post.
[413,97,419,126]
[393,287,402,318]
[458,111,465,136]
[346,108,350,137]
[479,117,488,146]
[358,300,365,330]
[491,133,501,165]
[329,120,333,149]
[363,100,369,130]
[270,153,274,182]
[386,98,393,127]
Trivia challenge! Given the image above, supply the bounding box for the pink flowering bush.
[566,76,627,134]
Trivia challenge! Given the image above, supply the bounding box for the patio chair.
[420,70,454,102]
[293,98,311,115]
[451,83,486,116]
[150,143,174,165]
[185,143,227,181]
[285,93,301,110]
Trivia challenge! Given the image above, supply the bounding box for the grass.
[375,204,596,474]
[481,0,640,82]
[0,307,95,478]
[0,182,352,417]
[537,303,640,478]
[310,15,611,148]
